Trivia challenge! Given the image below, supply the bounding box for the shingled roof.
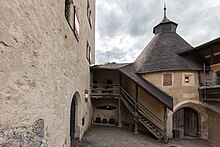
[91,63,129,71]
[118,8,205,110]
[133,9,203,74]
[119,64,173,110]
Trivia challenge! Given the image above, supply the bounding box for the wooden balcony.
[90,84,120,99]
[199,77,220,102]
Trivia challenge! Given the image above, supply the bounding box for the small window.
[163,73,173,86]
[87,0,92,29]
[182,73,195,86]
[86,41,92,64]
[184,76,190,83]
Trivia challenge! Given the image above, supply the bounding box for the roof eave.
[119,68,173,110]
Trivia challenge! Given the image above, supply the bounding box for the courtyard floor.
[73,125,218,147]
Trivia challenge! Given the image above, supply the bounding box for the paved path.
[73,125,218,147]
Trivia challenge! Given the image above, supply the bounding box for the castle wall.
[208,109,220,145]
[0,0,95,146]
[142,71,200,106]
[142,71,208,139]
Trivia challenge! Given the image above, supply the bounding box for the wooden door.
[184,107,198,137]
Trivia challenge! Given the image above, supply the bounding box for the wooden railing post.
[164,106,168,142]
[134,84,139,134]
[118,94,122,127]
[118,73,122,127]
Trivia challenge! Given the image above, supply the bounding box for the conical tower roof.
[133,6,202,73]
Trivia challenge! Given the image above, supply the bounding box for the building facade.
[90,7,220,145]
[0,0,95,146]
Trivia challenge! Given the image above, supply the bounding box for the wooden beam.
[134,84,139,134]
[164,106,168,142]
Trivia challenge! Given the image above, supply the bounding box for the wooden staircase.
[121,88,165,141]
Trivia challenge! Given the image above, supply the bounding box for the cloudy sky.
[95,0,220,64]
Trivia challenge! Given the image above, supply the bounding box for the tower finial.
[164,2,167,18]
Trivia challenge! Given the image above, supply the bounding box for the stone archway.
[70,91,82,146]
[173,107,199,138]
[167,100,208,139]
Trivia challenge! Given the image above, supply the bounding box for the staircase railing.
[121,87,164,131]
[138,102,164,131]
[90,84,120,98]
[201,77,220,87]
[121,87,135,105]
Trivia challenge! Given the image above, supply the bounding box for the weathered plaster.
[0,0,95,146]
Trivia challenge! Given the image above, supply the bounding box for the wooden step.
[121,93,165,141]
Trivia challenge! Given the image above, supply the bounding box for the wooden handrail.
[120,87,135,105]
[121,87,164,130]
[91,84,120,86]
[138,102,164,128]
[91,84,120,96]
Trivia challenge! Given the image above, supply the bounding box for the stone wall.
[142,71,208,139]
[208,109,220,145]
[142,71,200,106]
[0,120,47,147]
[0,0,95,146]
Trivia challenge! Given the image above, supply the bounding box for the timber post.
[134,84,139,134]
[118,73,122,127]
[164,106,168,142]
[118,94,122,127]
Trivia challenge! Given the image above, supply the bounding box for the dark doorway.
[184,107,198,137]
[173,107,199,138]
[70,97,76,146]
[216,70,220,85]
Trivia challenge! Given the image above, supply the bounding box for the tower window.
[163,73,173,86]
[182,73,195,86]
[184,76,190,83]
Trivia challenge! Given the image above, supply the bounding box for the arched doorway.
[70,95,76,146]
[173,107,199,138]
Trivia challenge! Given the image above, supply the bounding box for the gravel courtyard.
[73,125,218,147]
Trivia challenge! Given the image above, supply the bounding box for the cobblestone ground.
[73,125,218,147]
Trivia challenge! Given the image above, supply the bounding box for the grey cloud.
[96,47,127,64]
[96,0,220,63]
[96,0,160,38]
[96,4,123,38]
